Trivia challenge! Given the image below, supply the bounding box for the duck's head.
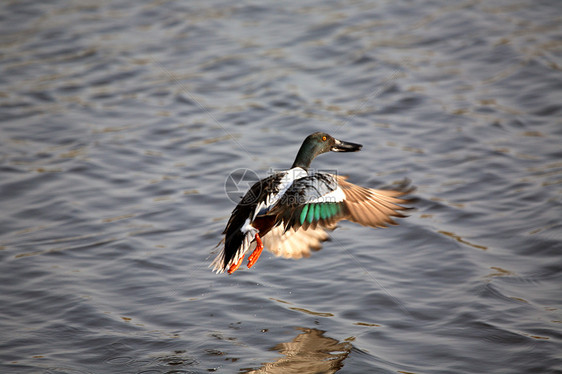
[292,132,362,169]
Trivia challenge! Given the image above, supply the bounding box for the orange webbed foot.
[247,233,263,269]
[228,254,245,274]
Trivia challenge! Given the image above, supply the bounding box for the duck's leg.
[228,254,245,274]
[247,233,263,268]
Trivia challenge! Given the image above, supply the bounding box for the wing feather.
[268,173,412,231]
[336,176,411,228]
[262,224,334,259]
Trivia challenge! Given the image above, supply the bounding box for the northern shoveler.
[211,132,412,274]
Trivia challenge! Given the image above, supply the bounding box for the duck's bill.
[331,139,363,152]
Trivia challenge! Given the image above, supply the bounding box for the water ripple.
[0,1,561,373]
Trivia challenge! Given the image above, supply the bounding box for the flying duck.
[211,132,411,274]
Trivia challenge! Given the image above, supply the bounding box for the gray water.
[1,1,561,373]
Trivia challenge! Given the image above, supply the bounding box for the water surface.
[1,1,561,373]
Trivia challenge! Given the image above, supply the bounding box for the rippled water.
[1,0,561,373]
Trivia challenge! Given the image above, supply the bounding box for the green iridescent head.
[291,132,362,169]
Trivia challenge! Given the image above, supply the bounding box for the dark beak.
[331,138,363,152]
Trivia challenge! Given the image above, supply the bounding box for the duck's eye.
[322,136,327,141]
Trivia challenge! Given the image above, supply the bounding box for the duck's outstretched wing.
[335,176,412,228]
[212,173,284,273]
[268,173,412,232]
[212,168,310,273]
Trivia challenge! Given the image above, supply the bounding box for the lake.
[1,1,561,373]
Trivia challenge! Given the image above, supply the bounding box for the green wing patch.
[299,203,340,225]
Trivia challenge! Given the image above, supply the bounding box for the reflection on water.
[244,328,351,374]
